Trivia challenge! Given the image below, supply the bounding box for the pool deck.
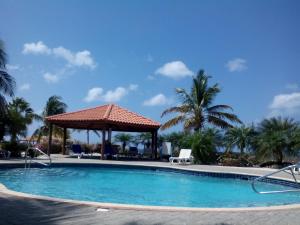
[0,155,300,225]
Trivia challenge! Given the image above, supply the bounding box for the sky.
[1,0,300,142]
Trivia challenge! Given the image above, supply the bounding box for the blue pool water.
[0,165,300,208]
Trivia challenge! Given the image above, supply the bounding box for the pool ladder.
[25,145,52,169]
[251,163,300,194]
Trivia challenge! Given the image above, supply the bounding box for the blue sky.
[1,0,300,142]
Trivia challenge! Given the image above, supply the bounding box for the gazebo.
[45,104,161,159]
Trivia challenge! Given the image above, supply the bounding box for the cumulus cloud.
[128,84,138,91]
[22,41,51,55]
[155,61,193,79]
[225,58,247,72]
[84,87,104,102]
[53,47,96,69]
[84,84,138,103]
[143,94,172,106]
[19,83,30,91]
[22,41,96,69]
[269,92,300,117]
[43,72,59,83]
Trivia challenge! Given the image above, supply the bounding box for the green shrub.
[1,141,28,157]
[191,131,217,164]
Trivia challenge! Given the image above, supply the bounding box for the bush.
[1,141,28,157]
[191,132,217,164]
[40,141,62,154]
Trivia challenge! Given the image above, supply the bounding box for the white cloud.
[19,83,30,91]
[84,87,104,102]
[22,41,96,70]
[285,83,299,91]
[143,94,172,106]
[22,41,51,55]
[6,64,20,71]
[128,84,138,91]
[43,72,59,83]
[84,84,138,103]
[155,61,193,79]
[269,92,300,117]
[102,87,128,102]
[53,47,96,69]
[225,58,247,72]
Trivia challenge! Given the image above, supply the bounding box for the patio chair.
[70,144,84,159]
[161,142,172,159]
[169,149,193,165]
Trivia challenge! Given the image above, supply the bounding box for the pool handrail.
[21,140,52,168]
[251,162,300,194]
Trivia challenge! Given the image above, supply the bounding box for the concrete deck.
[0,156,300,225]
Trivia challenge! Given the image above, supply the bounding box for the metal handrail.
[22,140,51,168]
[251,163,300,194]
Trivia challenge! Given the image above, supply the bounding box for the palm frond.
[0,70,15,97]
[0,40,7,68]
[207,104,233,112]
[161,105,190,117]
[208,115,234,129]
[208,111,242,124]
[160,115,186,131]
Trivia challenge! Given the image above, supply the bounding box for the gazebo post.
[154,130,158,159]
[101,130,106,159]
[87,130,90,145]
[151,131,155,159]
[48,123,53,156]
[108,128,112,144]
[62,127,67,155]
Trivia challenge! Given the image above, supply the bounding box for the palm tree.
[0,40,16,141]
[0,40,16,114]
[32,95,67,142]
[224,125,255,156]
[161,70,241,132]
[114,133,133,152]
[6,98,39,142]
[255,117,300,164]
[138,132,152,150]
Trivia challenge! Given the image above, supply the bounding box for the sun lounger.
[169,149,193,165]
[70,144,84,159]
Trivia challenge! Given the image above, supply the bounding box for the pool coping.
[1,161,300,212]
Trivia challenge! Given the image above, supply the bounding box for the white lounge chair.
[162,142,172,157]
[169,149,193,165]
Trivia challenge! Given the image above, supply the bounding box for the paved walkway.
[0,156,300,225]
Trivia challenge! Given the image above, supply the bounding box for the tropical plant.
[224,125,255,156]
[137,132,152,149]
[191,128,220,164]
[161,69,241,131]
[0,40,16,114]
[32,95,67,142]
[255,117,300,165]
[6,98,39,142]
[114,133,133,152]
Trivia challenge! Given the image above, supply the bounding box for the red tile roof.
[46,104,160,131]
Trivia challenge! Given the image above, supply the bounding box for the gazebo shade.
[45,104,161,132]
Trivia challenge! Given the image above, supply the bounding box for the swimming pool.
[0,164,300,208]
